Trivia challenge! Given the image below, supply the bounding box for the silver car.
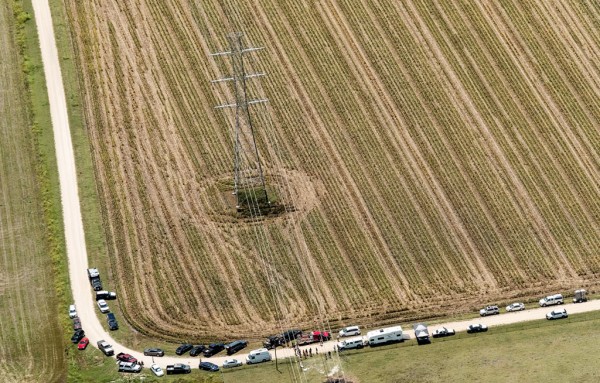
[97,299,110,313]
[222,359,242,368]
[506,303,525,312]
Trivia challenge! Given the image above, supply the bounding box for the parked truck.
[573,289,587,303]
[297,331,331,346]
[413,323,430,345]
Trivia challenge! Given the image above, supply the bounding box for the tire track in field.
[336,0,495,290]
[503,1,600,192]
[251,1,402,306]
[481,2,600,267]
[391,1,529,282]
[403,1,577,280]
[467,2,600,273]
[444,2,595,274]
[317,1,482,294]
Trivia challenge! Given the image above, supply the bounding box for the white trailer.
[367,326,403,346]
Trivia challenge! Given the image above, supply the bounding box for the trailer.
[367,326,403,346]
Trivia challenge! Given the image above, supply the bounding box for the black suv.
[90,277,102,291]
[282,329,302,342]
[225,340,248,355]
[175,343,193,355]
[202,343,225,357]
[107,313,118,330]
[71,329,85,344]
[166,364,191,375]
[190,345,206,357]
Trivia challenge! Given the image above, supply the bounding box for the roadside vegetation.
[0,1,66,381]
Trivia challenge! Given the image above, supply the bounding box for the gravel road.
[32,0,600,373]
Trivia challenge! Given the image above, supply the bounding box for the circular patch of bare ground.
[195,168,323,227]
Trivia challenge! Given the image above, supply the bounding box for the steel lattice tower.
[211,32,270,211]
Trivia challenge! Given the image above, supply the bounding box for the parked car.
[281,329,302,342]
[77,337,89,350]
[96,291,117,300]
[246,348,272,364]
[68,304,77,319]
[150,364,164,377]
[225,340,248,355]
[72,317,82,330]
[479,305,500,316]
[337,337,365,351]
[87,268,100,278]
[175,343,194,355]
[116,353,137,364]
[97,299,109,313]
[97,340,114,356]
[222,359,243,369]
[71,329,85,344]
[144,348,165,357]
[107,313,118,330]
[546,308,568,320]
[203,343,225,357]
[189,345,206,357]
[573,289,587,303]
[166,364,191,375]
[466,324,488,334]
[413,323,431,345]
[118,362,141,373]
[91,277,103,291]
[338,326,361,337]
[263,335,285,349]
[199,361,220,372]
[506,303,525,312]
[539,294,564,307]
[432,327,456,338]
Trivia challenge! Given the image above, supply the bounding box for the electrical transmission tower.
[211,32,270,212]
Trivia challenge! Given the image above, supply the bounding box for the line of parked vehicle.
[70,273,590,377]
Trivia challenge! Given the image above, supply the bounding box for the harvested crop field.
[0,1,65,381]
[64,0,600,340]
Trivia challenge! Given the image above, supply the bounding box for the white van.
[338,325,361,338]
[337,336,365,351]
[367,326,403,346]
[539,294,564,307]
[246,348,272,364]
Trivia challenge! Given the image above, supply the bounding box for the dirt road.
[32,0,600,372]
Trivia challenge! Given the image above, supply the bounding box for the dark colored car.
[107,313,118,330]
[96,291,117,300]
[199,361,220,372]
[91,277,103,291]
[144,348,165,357]
[466,324,488,334]
[116,352,137,364]
[175,343,194,356]
[189,345,206,357]
[282,329,302,342]
[264,335,285,349]
[202,343,225,357]
[71,329,85,344]
[166,364,191,375]
[72,317,82,331]
[225,340,248,355]
[431,327,456,338]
